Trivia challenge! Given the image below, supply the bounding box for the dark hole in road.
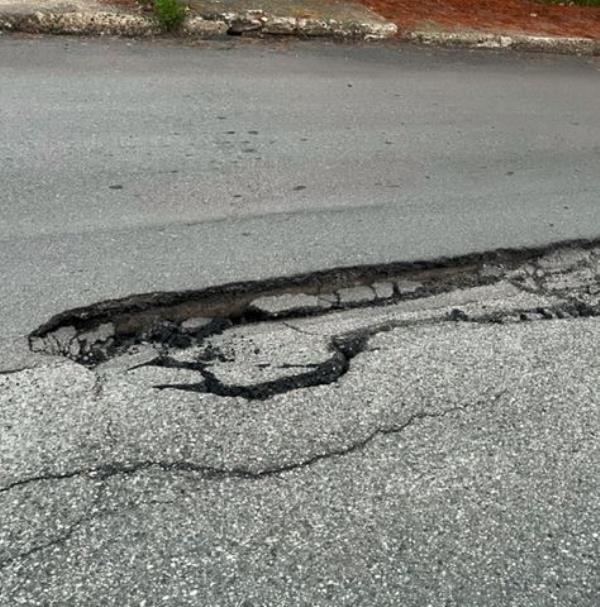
[27,239,600,399]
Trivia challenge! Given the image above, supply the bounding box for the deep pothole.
[28,240,600,399]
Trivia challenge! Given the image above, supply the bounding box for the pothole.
[28,240,600,399]
[28,256,490,366]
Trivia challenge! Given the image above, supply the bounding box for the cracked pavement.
[2,245,600,605]
[3,36,600,606]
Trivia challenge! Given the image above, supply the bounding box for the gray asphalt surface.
[2,276,600,605]
[2,35,600,606]
[1,36,600,339]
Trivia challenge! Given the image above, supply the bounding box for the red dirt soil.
[360,0,600,39]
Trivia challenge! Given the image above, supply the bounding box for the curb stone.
[0,7,398,39]
[405,30,600,55]
[0,6,596,53]
[196,10,397,38]
[0,10,161,35]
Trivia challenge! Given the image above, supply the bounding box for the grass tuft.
[153,0,186,30]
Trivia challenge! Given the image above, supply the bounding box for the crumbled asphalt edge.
[26,239,600,403]
[28,238,600,368]
[0,388,507,571]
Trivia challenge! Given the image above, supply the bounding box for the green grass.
[153,0,186,29]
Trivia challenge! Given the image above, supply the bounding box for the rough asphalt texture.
[2,36,600,605]
[1,37,600,344]
[2,247,600,605]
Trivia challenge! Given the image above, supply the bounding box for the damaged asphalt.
[2,35,600,605]
[2,245,600,604]
[2,320,600,604]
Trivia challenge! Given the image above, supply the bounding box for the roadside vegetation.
[152,0,187,29]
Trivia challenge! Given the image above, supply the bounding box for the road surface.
[2,242,600,605]
[1,36,599,342]
[1,35,600,606]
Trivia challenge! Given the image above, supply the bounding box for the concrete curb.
[405,30,600,56]
[1,7,597,52]
[187,10,398,39]
[0,8,398,39]
[0,10,160,36]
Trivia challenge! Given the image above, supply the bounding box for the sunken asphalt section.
[2,242,600,605]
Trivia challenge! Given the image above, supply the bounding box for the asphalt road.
[2,246,600,605]
[2,35,600,606]
[1,36,600,339]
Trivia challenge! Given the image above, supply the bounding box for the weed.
[153,0,186,30]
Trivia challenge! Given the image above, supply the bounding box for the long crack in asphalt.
[0,389,507,570]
